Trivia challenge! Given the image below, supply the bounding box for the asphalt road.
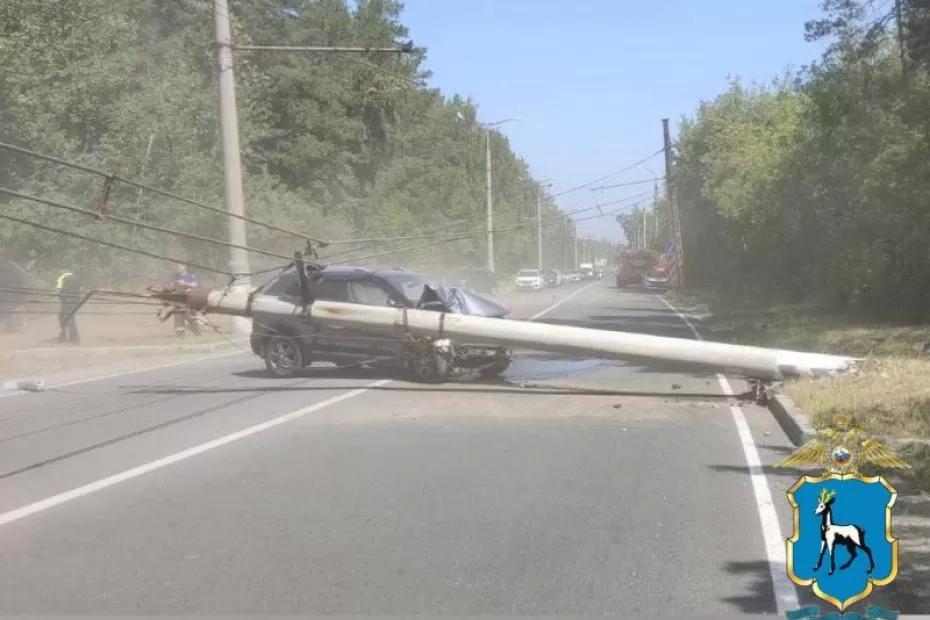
[0,278,897,614]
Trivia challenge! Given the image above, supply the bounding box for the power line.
[0,212,232,276]
[322,200,645,265]
[550,148,665,198]
[0,187,295,262]
[0,141,328,246]
[590,177,664,191]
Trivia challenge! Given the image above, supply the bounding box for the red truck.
[616,249,670,289]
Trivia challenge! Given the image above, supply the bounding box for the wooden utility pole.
[663,118,685,288]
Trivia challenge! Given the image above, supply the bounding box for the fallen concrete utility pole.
[155,286,859,382]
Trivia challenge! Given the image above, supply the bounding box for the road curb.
[0,339,249,391]
[769,393,816,447]
[2,338,247,360]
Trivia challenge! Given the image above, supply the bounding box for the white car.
[514,268,544,290]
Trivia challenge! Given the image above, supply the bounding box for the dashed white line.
[529,280,601,320]
[0,379,391,527]
[658,294,799,614]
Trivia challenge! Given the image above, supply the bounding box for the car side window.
[267,273,299,298]
[348,280,393,306]
[312,279,349,302]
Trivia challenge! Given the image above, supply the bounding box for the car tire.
[264,335,304,378]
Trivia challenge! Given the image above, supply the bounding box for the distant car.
[514,268,544,290]
[250,265,512,381]
[643,267,670,291]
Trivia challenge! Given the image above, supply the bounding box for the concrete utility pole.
[156,288,860,382]
[663,118,685,287]
[485,127,494,274]
[481,118,521,275]
[536,186,543,272]
[214,0,250,333]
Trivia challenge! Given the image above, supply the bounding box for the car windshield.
[382,273,437,304]
[517,270,539,277]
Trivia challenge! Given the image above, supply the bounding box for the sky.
[400,0,830,243]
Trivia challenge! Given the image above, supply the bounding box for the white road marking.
[0,379,391,526]
[0,350,247,399]
[658,294,799,614]
[529,280,601,320]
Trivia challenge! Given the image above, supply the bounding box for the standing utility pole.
[214,0,250,333]
[536,186,544,272]
[663,118,685,288]
[485,127,494,274]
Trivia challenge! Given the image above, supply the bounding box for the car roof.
[311,265,414,280]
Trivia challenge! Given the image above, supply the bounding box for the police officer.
[172,264,201,337]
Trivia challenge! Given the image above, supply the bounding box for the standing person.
[171,264,200,337]
[0,255,28,333]
[56,269,81,344]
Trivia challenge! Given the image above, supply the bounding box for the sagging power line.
[0,141,328,246]
[0,188,294,263]
[0,212,234,277]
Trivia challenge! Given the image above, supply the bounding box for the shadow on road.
[124,379,744,401]
[720,560,777,613]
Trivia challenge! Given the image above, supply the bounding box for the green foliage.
[675,0,930,319]
[0,0,551,287]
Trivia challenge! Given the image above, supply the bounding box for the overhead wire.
[550,148,665,198]
[0,212,233,276]
[0,141,328,246]
[0,187,295,262]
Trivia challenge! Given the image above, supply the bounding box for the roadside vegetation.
[0,0,579,287]
[662,1,930,457]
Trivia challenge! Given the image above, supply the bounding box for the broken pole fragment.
[156,287,860,382]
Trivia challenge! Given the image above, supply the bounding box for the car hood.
[416,284,510,317]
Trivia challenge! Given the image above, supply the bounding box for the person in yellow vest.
[56,270,81,344]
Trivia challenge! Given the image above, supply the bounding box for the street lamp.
[479,117,521,274]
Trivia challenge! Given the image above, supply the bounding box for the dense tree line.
[675,0,930,319]
[0,0,571,287]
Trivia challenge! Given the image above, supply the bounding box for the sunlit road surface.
[0,279,888,614]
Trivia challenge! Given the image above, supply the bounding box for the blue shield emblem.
[787,474,898,611]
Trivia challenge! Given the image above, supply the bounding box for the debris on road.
[17,378,45,392]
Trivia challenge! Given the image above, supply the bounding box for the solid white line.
[0,350,247,399]
[658,295,798,614]
[529,280,601,320]
[0,378,391,527]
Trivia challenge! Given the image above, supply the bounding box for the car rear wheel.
[264,335,304,378]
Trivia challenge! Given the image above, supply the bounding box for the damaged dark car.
[249,265,513,381]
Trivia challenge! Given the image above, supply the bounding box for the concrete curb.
[770,393,816,447]
[2,338,248,360]
[0,339,250,390]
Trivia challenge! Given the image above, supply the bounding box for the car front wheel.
[264,335,304,377]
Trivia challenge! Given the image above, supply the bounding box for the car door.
[344,277,407,359]
[308,277,351,357]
